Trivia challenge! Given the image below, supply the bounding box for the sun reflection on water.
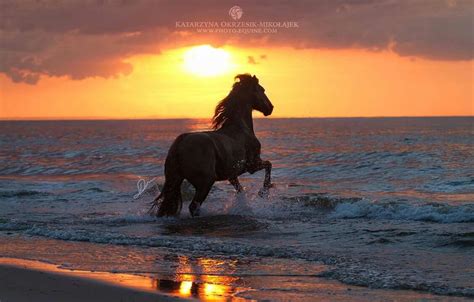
[152,255,242,301]
[179,280,193,297]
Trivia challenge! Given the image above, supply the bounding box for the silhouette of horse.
[151,74,274,217]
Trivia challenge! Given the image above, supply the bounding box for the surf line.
[95,269,323,278]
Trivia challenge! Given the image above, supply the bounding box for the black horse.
[151,74,274,217]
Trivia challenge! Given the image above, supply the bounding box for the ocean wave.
[438,232,474,248]
[283,194,361,210]
[0,190,51,198]
[23,226,295,259]
[82,214,159,225]
[329,200,474,223]
[0,220,30,231]
[440,239,474,248]
[319,267,474,297]
[242,193,473,224]
[188,192,474,224]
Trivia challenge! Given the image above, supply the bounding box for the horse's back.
[171,131,244,181]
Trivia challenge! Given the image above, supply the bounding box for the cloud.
[0,30,147,83]
[247,54,268,64]
[247,56,258,65]
[1,0,472,84]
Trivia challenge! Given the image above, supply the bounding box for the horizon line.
[0,115,472,121]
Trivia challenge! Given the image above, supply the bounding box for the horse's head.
[212,74,274,129]
[234,74,274,116]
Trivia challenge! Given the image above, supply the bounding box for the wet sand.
[0,256,469,302]
[0,258,187,302]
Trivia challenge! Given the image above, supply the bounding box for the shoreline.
[0,257,189,302]
[1,255,469,302]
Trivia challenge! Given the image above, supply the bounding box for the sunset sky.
[0,0,472,119]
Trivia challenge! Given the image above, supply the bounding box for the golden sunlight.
[183,45,233,77]
[179,281,193,296]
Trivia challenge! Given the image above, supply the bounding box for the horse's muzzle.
[264,106,274,116]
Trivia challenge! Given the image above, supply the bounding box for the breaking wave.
[329,200,474,223]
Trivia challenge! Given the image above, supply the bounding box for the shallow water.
[0,118,473,299]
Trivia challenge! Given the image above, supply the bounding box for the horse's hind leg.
[229,177,243,193]
[189,180,214,217]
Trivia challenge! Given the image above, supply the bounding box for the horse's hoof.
[258,188,270,198]
[189,203,200,217]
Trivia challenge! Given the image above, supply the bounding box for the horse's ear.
[233,75,242,89]
[252,75,259,84]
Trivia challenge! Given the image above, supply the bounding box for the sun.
[183,45,233,77]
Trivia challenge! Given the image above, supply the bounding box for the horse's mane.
[212,74,255,130]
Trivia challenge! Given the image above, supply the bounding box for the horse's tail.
[150,136,185,217]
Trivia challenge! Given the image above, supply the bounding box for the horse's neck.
[219,108,256,138]
[241,107,254,133]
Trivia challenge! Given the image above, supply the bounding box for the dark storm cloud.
[0,0,472,84]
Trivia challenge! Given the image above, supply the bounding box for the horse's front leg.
[248,160,273,197]
[229,177,243,193]
[259,160,273,197]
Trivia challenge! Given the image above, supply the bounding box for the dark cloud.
[1,0,472,84]
[247,56,258,65]
[247,54,268,64]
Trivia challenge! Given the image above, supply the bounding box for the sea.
[0,117,473,300]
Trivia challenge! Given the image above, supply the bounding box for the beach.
[0,257,184,302]
[1,252,468,302]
